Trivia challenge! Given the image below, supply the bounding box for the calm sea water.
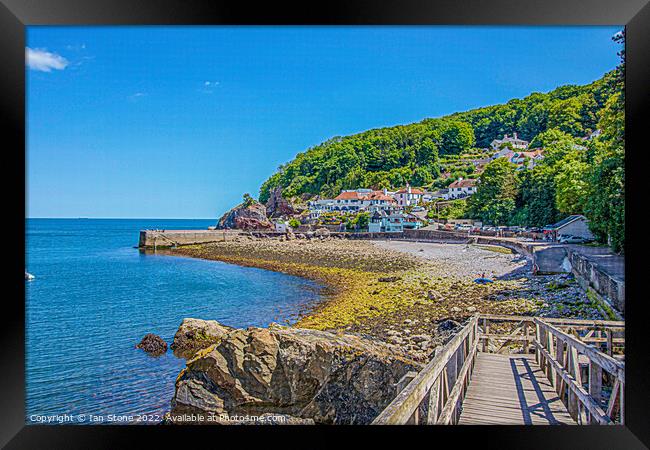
[25,219,322,424]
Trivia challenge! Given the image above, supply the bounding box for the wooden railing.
[533,318,625,424]
[372,315,479,425]
[373,314,624,425]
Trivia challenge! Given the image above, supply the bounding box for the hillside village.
[219,130,601,242]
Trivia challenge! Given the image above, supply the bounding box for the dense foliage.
[258,33,624,251]
[260,70,618,204]
[467,32,625,252]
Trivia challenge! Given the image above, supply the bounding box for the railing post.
[555,337,565,398]
[395,371,418,424]
[620,380,625,425]
[567,345,581,421]
[546,329,554,382]
[606,330,613,356]
[482,317,489,352]
[426,375,441,425]
[522,322,529,354]
[589,361,603,424]
[447,347,458,389]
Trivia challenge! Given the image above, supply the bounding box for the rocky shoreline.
[167,235,605,362]
[156,234,608,424]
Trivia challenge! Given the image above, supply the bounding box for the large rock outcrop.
[171,318,233,358]
[265,187,297,219]
[217,201,273,230]
[169,321,422,424]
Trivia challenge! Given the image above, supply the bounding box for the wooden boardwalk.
[458,353,575,425]
[373,315,625,426]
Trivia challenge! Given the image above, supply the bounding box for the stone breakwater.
[169,235,607,363]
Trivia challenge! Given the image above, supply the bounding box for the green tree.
[467,158,518,225]
[584,30,625,253]
[439,121,476,154]
[242,193,255,207]
[516,166,559,227]
[355,211,370,229]
[555,152,589,215]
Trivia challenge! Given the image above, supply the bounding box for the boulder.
[218,201,273,230]
[136,333,167,356]
[378,276,401,283]
[437,319,460,332]
[170,324,421,424]
[314,227,331,238]
[171,318,233,358]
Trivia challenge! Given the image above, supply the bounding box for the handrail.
[479,314,624,327]
[533,318,624,424]
[373,313,625,425]
[534,318,625,382]
[437,337,479,424]
[372,315,478,424]
[533,341,612,424]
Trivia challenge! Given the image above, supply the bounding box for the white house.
[393,184,424,207]
[490,132,529,151]
[447,178,478,199]
[510,149,544,169]
[274,222,289,233]
[308,188,398,219]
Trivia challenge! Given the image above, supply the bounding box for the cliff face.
[169,320,422,424]
[265,187,302,219]
[217,201,273,230]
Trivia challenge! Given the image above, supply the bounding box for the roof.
[334,191,364,200]
[395,187,424,194]
[494,150,516,159]
[367,191,396,202]
[545,215,586,230]
[491,134,529,145]
[513,150,544,159]
[448,179,477,189]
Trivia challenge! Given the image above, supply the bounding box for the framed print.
[2,0,649,448]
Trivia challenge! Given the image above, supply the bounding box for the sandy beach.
[172,236,605,361]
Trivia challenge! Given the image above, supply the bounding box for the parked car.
[558,235,594,244]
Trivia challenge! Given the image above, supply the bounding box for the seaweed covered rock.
[136,333,167,356]
[171,318,233,358]
[169,324,422,424]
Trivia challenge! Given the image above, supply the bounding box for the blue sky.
[26,26,622,219]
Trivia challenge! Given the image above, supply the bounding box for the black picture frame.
[2,0,649,448]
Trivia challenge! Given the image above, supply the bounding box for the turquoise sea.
[25,218,322,424]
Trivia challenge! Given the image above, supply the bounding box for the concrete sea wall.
[566,249,625,315]
[138,230,244,247]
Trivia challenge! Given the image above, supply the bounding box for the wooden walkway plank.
[458,353,576,425]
